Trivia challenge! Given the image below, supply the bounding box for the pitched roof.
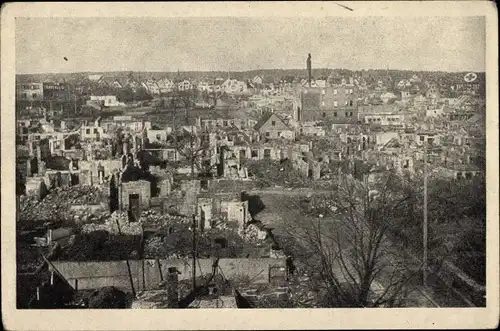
[100,76,116,84]
[253,112,287,131]
[382,137,402,149]
[253,112,274,131]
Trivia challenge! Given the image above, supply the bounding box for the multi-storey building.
[42,82,68,100]
[294,85,358,123]
[16,83,44,101]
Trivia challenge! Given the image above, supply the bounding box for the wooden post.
[125,260,136,298]
[157,259,164,282]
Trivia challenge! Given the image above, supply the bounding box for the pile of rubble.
[19,185,109,224]
[143,219,262,259]
[300,194,339,218]
[86,286,129,308]
[61,229,142,261]
[80,222,109,234]
[239,223,268,244]
[71,206,110,226]
[210,217,230,231]
[139,210,191,228]
[81,211,142,236]
[247,159,312,188]
[48,185,107,205]
[142,236,164,258]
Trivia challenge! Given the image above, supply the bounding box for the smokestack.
[307,53,312,87]
[167,267,179,308]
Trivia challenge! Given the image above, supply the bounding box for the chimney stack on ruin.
[36,144,42,162]
[123,140,130,156]
[307,53,312,87]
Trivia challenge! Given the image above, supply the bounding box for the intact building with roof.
[254,112,295,140]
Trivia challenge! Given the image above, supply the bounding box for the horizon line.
[16,67,485,76]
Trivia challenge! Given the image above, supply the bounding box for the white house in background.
[157,78,175,94]
[315,80,327,88]
[141,80,160,95]
[88,74,103,82]
[90,95,124,107]
[301,79,315,88]
[197,81,212,92]
[221,79,248,94]
[177,80,192,92]
[410,74,421,83]
[110,80,123,89]
[252,76,263,85]
[396,79,412,90]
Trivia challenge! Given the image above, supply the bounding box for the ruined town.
[15,18,486,309]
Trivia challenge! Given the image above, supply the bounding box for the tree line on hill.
[16,68,484,85]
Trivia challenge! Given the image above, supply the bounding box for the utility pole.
[187,116,197,291]
[192,212,197,291]
[189,87,197,292]
[423,142,428,287]
[190,126,195,178]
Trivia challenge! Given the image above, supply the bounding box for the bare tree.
[283,172,421,307]
[173,130,217,178]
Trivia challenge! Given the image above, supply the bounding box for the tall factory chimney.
[307,53,312,87]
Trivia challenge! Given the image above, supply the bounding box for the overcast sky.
[16,17,485,74]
